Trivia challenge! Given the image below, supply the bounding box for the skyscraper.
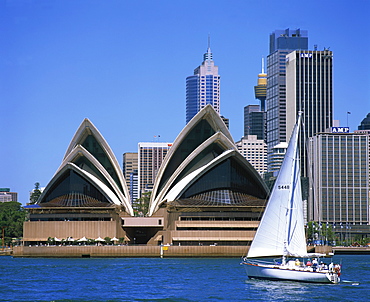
[123,152,139,202]
[138,142,172,198]
[308,132,369,228]
[235,135,267,175]
[266,29,308,170]
[286,50,333,176]
[244,105,265,140]
[358,113,370,130]
[186,41,220,123]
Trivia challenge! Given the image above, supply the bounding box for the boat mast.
[284,111,303,262]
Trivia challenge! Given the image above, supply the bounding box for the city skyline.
[1,0,369,204]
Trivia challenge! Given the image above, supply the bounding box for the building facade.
[138,142,172,198]
[0,192,12,202]
[268,142,288,176]
[266,28,308,170]
[286,50,333,177]
[358,113,370,130]
[186,44,220,123]
[243,105,265,141]
[123,152,139,202]
[129,170,138,203]
[308,132,369,237]
[235,135,267,175]
[0,188,17,202]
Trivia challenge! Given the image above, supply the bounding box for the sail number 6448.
[278,185,290,189]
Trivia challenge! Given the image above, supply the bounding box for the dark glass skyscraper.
[244,105,265,141]
[358,113,370,130]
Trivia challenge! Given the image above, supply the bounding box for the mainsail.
[247,112,308,258]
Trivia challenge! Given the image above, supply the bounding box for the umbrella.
[67,237,75,242]
[95,237,105,242]
[110,237,119,242]
[77,236,88,242]
[54,237,61,242]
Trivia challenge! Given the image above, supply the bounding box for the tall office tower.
[254,58,267,111]
[129,170,138,203]
[138,142,172,197]
[286,50,333,177]
[308,132,369,233]
[235,135,267,175]
[123,152,139,202]
[266,29,308,170]
[186,42,220,123]
[358,113,370,130]
[244,105,265,140]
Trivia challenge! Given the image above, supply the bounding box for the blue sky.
[1,0,369,204]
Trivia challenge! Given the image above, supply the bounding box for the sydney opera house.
[19,106,270,256]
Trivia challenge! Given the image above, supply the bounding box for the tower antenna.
[261,57,265,74]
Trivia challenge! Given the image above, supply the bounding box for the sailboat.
[242,112,341,284]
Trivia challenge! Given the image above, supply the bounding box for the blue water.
[0,255,368,301]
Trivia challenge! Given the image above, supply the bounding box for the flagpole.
[347,112,351,127]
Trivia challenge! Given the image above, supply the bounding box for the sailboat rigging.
[242,112,341,284]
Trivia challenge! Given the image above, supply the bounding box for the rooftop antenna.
[204,34,213,62]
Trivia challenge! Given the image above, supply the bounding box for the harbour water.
[0,255,368,301]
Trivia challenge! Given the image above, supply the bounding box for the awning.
[22,238,49,242]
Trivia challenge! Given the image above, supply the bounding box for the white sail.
[248,112,308,258]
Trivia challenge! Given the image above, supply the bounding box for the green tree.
[0,201,26,246]
[306,221,319,243]
[306,221,334,245]
[29,182,42,204]
[133,192,151,216]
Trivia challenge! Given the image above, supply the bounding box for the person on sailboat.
[312,258,318,271]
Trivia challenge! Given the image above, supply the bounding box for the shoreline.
[8,245,370,258]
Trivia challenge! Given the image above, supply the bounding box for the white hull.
[244,262,340,284]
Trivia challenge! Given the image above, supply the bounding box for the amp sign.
[331,127,349,133]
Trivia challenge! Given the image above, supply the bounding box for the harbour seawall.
[13,245,248,258]
[332,246,370,255]
[12,245,370,258]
